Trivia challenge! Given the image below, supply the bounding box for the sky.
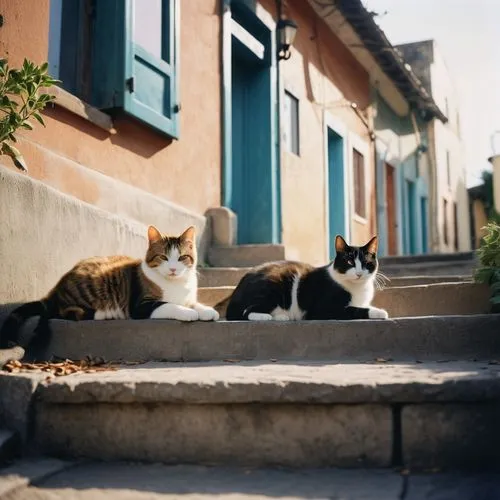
[364,0,500,187]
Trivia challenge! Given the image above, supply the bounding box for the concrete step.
[198,267,251,287]
[14,314,500,363]
[9,361,500,468]
[379,260,476,277]
[379,252,476,264]
[207,245,286,268]
[379,251,475,265]
[4,460,500,500]
[198,267,473,288]
[0,458,71,497]
[383,275,473,287]
[198,282,491,318]
[0,428,20,464]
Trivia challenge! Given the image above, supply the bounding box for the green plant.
[0,58,59,172]
[480,170,500,223]
[474,221,500,312]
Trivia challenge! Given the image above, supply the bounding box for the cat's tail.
[0,300,52,367]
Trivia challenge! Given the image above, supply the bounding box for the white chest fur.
[345,281,375,308]
[140,262,197,306]
[330,267,375,308]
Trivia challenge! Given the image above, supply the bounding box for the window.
[283,91,299,155]
[446,150,451,188]
[353,149,366,218]
[443,198,449,246]
[48,0,180,139]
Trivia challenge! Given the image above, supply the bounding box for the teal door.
[420,196,428,253]
[327,128,346,259]
[231,45,273,243]
[405,180,417,254]
[223,2,279,244]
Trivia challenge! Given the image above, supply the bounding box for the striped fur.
[0,225,218,362]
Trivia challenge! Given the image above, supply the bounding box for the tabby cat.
[226,235,388,321]
[0,225,218,361]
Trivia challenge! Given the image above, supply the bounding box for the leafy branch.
[0,58,60,172]
[474,222,500,312]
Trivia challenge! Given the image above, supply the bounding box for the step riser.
[373,283,490,318]
[207,246,286,268]
[34,402,500,469]
[198,268,249,287]
[402,403,500,469]
[379,252,475,265]
[384,276,472,287]
[198,269,473,288]
[380,262,475,277]
[35,403,390,467]
[34,316,500,363]
[198,283,491,319]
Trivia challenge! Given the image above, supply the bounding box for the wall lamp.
[277,18,298,60]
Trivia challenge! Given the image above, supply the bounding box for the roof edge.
[335,0,447,123]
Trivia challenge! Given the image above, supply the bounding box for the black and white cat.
[226,235,388,321]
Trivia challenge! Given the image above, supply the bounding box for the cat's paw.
[248,312,273,321]
[368,307,389,320]
[273,313,290,321]
[197,306,219,321]
[176,308,199,322]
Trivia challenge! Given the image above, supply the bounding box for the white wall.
[429,43,471,252]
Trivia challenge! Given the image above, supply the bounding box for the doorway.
[326,128,346,259]
[420,196,428,253]
[223,3,279,244]
[385,163,397,255]
[405,179,417,254]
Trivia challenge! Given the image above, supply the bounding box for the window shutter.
[123,0,180,138]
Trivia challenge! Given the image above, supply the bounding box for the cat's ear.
[364,236,378,255]
[180,225,196,244]
[335,235,348,253]
[148,225,162,244]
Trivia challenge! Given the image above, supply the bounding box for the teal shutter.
[124,0,180,138]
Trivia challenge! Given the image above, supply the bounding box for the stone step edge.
[198,281,482,294]
[198,282,491,318]
[35,314,500,364]
[24,360,500,405]
[0,458,73,497]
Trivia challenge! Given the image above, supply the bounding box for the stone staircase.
[1,251,500,495]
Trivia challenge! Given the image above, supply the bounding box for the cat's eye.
[347,259,354,266]
[179,255,191,262]
[158,255,168,261]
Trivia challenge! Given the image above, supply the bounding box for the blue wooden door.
[405,180,417,254]
[420,196,428,253]
[327,129,346,259]
[229,18,277,244]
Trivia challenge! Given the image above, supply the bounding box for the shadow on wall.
[45,105,173,159]
[110,114,174,158]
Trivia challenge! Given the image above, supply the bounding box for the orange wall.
[1,0,377,262]
[0,0,222,215]
[260,0,376,264]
